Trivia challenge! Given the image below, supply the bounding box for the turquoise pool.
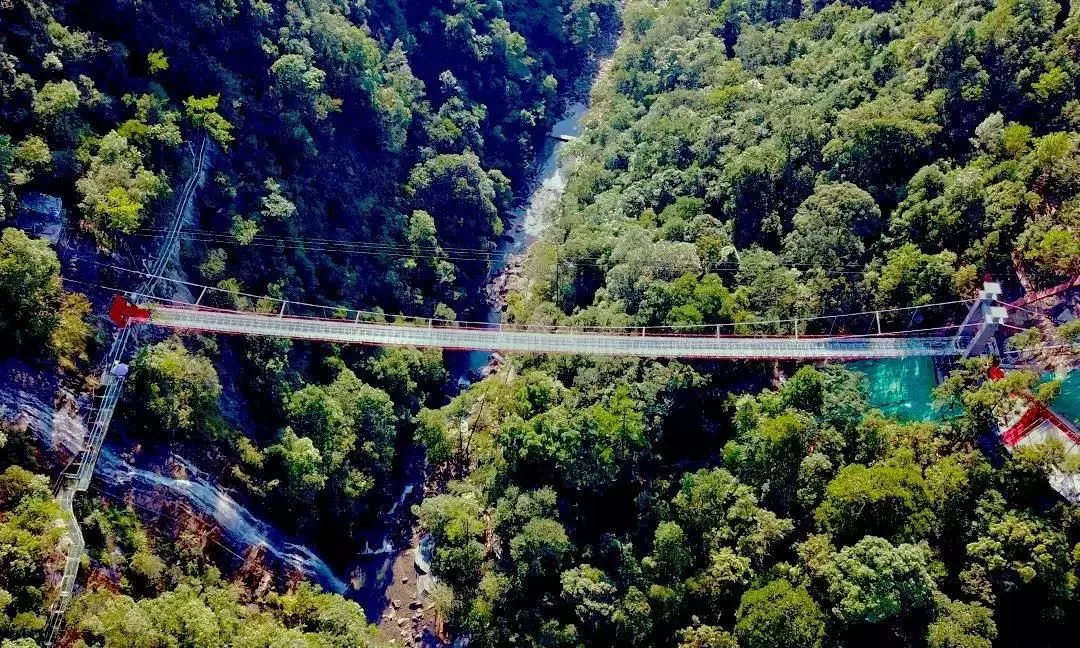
[1048,371,1080,425]
[847,357,940,422]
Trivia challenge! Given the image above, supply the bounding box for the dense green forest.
[411,0,1080,648]
[2,0,1080,646]
[509,0,1080,330]
[416,358,1080,648]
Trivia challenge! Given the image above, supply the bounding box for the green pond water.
[847,357,941,422]
[1043,371,1080,425]
[842,356,1080,427]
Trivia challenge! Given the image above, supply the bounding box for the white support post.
[962,305,1008,358]
[195,285,208,306]
[953,282,1003,355]
[875,311,882,335]
[794,318,799,340]
[278,301,287,318]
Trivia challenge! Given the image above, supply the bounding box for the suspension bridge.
[100,270,1010,360]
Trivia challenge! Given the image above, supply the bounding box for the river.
[451,103,587,379]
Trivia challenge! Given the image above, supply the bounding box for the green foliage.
[927,596,997,648]
[50,290,93,373]
[71,581,377,646]
[407,152,504,245]
[184,95,234,147]
[271,367,398,520]
[417,485,487,590]
[76,131,166,240]
[735,579,825,648]
[0,227,61,350]
[815,455,928,542]
[677,625,738,648]
[32,80,80,119]
[823,536,936,625]
[147,49,169,74]
[783,183,881,268]
[0,466,63,640]
[126,338,225,443]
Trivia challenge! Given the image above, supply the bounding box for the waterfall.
[94,448,348,593]
[386,483,414,516]
[359,537,396,556]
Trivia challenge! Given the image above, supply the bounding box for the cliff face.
[0,357,86,459]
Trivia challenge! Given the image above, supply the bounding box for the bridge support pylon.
[954,282,1008,358]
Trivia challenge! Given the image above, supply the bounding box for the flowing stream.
[345,102,591,622]
[0,379,350,594]
[455,103,586,378]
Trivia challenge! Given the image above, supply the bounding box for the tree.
[678,625,738,648]
[407,153,503,245]
[260,178,296,220]
[266,428,327,506]
[672,468,793,563]
[561,564,617,635]
[613,586,653,646]
[0,466,63,639]
[1023,227,1080,279]
[823,536,936,625]
[869,243,958,309]
[815,455,927,542]
[284,368,397,509]
[76,131,166,239]
[927,596,997,648]
[126,338,224,442]
[71,582,378,646]
[184,95,234,146]
[147,49,169,74]
[417,486,487,590]
[645,521,692,582]
[0,227,61,350]
[10,136,51,186]
[33,80,80,119]
[783,182,882,268]
[509,517,570,582]
[728,411,816,512]
[735,579,826,648]
[51,291,92,372]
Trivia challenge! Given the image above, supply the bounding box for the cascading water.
[1,377,349,595]
[94,448,348,593]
